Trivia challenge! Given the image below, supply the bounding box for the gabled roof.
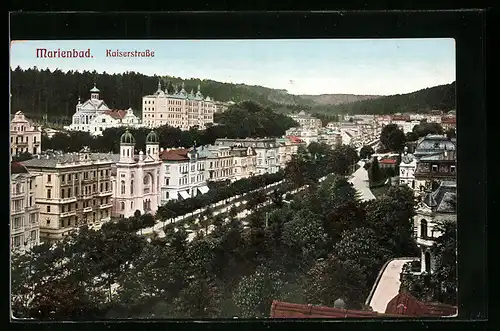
[160,148,189,161]
[423,181,457,213]
[11,161,29,174]
[102,110,127,120]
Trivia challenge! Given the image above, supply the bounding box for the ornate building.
[10,111,42,157]
[65,84,142,135]
[112,130,162,218]
[10,162,40,254]
[414,149,456,194]
[142,81,216,130]
[399,147,417,189]
[413,134,456,160]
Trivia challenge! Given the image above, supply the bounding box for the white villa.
[399,147,417,190]
[65,84,142,136]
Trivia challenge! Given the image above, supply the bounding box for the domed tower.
[90,83,100,100]
[145,130,159,161]
[120,129,136,163]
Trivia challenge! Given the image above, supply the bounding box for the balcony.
[11,190,24,199]
[11,208,24,215]
[99,203,113,209]
[83,206,93,213]
[16,141,28,147]
[416,236,435,247]
[98,190,113,197]
[11,225,24,234]
[60,197,78,204]
[60,210,77,218]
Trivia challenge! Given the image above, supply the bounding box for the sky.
[10,39,455,96]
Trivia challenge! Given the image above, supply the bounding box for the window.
[165,178,170,185]
[47,189,51,199]
[450,165,456,173]
[420,219,428,239]
[29,180,33,190]
[105,182,109,191]
[131,181,134,194]
[62,174,65,183]
[47,206,51,212]
[13,235,21,248]
[47,174,52,182]
[61,189,65,198]
[68,188,72,197]
[13,217,22,229]
[431,165,438,172]
[30,213,37,223]
[31,230,37,241]
[165,165,170,173]
[121,181,126,195]
[46,219,50,226]
[121,202,125,211]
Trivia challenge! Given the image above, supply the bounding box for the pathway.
[368,258,415,313]
[349,161,375,201]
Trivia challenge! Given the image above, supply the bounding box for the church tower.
[119,129,136,163]
[145,130,160,161]
[90,83,100,100]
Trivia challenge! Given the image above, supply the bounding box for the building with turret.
[142,81,216,130]
[65,84,142,135]
[111,130,162,218]
[10,111,42,157]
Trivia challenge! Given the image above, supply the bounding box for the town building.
[399,147,417,189]
[202,145,235,182]
[285,127,319,146]
[414,149,456,194]
[375,115,392,127]
[10,111,42,157]
[413,180,456,274]
[111,130,162,218]
[10,162,40,254]
[65,84,142,135]
[413,135,456,161]
[142,81,216,130]
[289,111,323,129]
[159,145,209,204]
[317,130,342,147]
[21,147,114,243]
[276,136,304,168]
[214,138,280,175]
[230,146,258,180]
[214,100,236,113]
[440,114,456,130]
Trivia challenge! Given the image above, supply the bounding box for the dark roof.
[11,161,29,174]
[423,181,457,213]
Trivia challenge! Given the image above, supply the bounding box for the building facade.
[414,149,456,195]
[111,130,162,218]
[10,111,42,157]
[203,145,235,182]
[276,136,304,167]
[214,138,280,175]
[231,146,258,180]
[399,147,417,189]
[285,127,319,146]
[65,84,142,134]
[289,111,323,129]
[159,146,209,204]
[413,181,456,274]
[142,81,216,130]
[21,147,114,243]
[10,162,40,254]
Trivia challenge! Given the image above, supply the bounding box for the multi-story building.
[65,85,142,134]
[285,127,319,146]
[289,111,323,129]
[10,162,40,254]
[230,146,258,180]
[413,180,456,274]
[159,145,209,203]
[414,149,456,195]
[317,130,342,147]
[21,147,114,243]
[399,147,417,189]
[10,111,42,157]
[413,135,456,161]
[440,114,456,130]
[142,81,216,130]
[214,138,280,175]
[111,130,162,218]
[203,145,235,182]
[214,100,236,113]
[276,136,305,168]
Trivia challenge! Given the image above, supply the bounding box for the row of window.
[11,231,38,248]
[11,213,38,230]
[11,135,39,144]
[55,209,110,228]
[12,195,35,212]
[44,197,110,214]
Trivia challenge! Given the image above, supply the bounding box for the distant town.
[10,80,457,320]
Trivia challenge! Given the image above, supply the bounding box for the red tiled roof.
[159,148,189,161]
[441,117,456,124]
[379,158,398,164]
[385,292,457,317]
[286,136,304,144]
[270,301,400,319]
[391,115,411,121]
[103,110,127,119]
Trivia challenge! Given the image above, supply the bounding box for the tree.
[304,255,368,310]
[405,131,419,142]
[413,122,444,137]
[359,145,375,160]
[173,276,222,318]
[12,152,33,162]
[368,157,383,184]
[232,266,286,318]
[430,221,457,305]
[445,127,456,140]
[380,124,406,152]
[140,213,155,228]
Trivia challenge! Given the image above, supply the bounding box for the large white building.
[289,111,322,129]
[285,127,319,146]
[10,162,40,254]
[142,81,216,130]
[159,146,209,204]
[399,147,417,189]
[112,130,162,218]
[65,84,142,135]
[21,148,114,243]
[10,111,42,157]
